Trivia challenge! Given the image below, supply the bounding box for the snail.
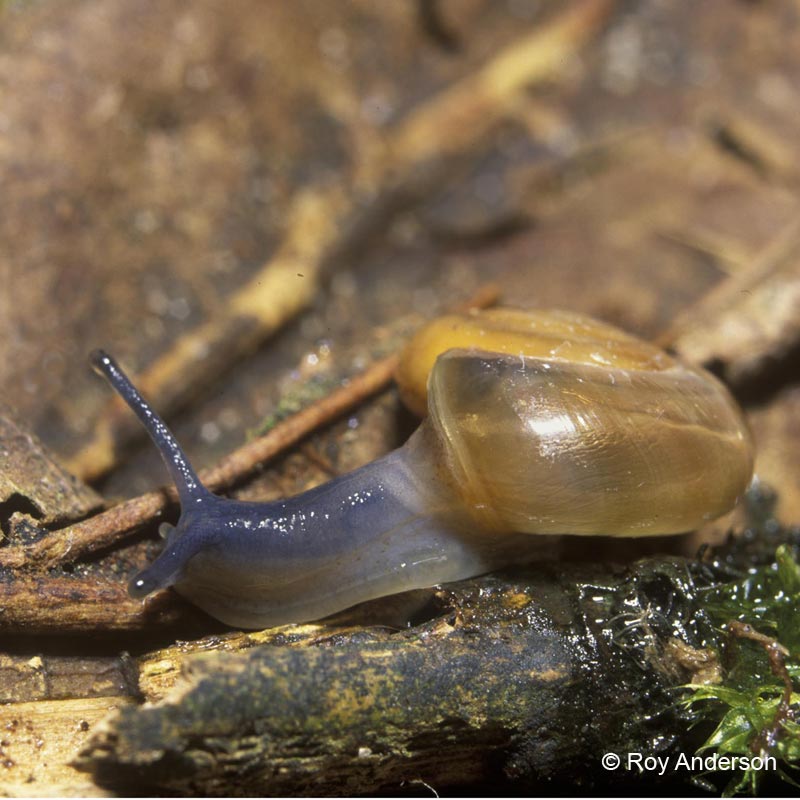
[91,308,754,629]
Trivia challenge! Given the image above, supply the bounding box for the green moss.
[251,374,340,437]
[682,543,800,795]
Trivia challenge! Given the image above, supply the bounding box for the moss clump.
[682,544,800,795]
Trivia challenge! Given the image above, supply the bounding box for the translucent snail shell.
[91,308,753,628]
[396,308,753,537]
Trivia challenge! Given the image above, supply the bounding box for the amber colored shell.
[398,309,754,536]
[396,308,675,416]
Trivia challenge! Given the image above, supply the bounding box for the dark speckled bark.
[76,558,717,795]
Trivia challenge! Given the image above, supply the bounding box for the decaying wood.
[74,558,718,796]
[0,404,101,545]
[0,653,135,706]
[0,572,190,634]
[0,697,133,797]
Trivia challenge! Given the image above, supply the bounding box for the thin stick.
[5,285,499,571]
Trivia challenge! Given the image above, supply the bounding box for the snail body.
[92,309,753,628]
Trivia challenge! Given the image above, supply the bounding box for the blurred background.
[3,1,800,795]
[2,0,799,522]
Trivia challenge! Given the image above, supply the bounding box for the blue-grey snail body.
[92,309,754,629]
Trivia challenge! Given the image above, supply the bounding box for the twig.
[2,285,499,572]
[0,572,187,632]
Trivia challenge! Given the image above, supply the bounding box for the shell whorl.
[399,309,753,536]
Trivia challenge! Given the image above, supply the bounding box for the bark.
[75,558,716,796]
